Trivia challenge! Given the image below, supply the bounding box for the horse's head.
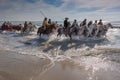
[107,23,112,28]
[50,23,58,30]
[103,23,112,29]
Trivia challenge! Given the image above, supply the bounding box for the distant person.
[93,20,98,30]
[24,21,28,29]
[1,21,7,29]
[80,19,87,26]
[48,19,51,24]
[2,21,7,26]
[71,19,79,35]
[7,21,12,27]
[64,17,69,29]
[22,21,28,32]
[71,19,79,28]
[92,20,98,36]
[94,20,97,26]
[98,19,103,25]
[28,22,33,28]
[64,17,70,36]
[42,17,50,30]
[87,21,93,27]
[27,22,33,32]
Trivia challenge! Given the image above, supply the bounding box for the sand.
[0,50,51,80]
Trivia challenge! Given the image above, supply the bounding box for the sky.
[0,0,120,21]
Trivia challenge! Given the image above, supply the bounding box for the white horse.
[101,23,112,37]
[94,23,112,37]
[86,24,95,37]
[57,22,112,40]
[78,23,112,38]
[21,24,36,34]
[78,25,86,36]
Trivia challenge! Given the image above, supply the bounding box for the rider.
[64,17,69,36]
[28,22,35,32]
[48,19,52,24]
[87,21,93,27]
[71,19,79,35]
[24,21,28,29]
[93,20,98,30]
[42,17,50,30]
[64,17,69,29]
[28,22,32,29]
[2,21,7,26]
[71,19,79,28]
[1,21,6,29]
[98,19,103,25]
[94,20,97,26]
[7,21,12,27]
[93,20,98,31]
[87,21,93,37]
[80,19,87,26]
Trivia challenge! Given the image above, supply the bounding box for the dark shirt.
[82,20,86,26]
[88,21,92,27]
[48,20,51,24]
[98,21,103,25]
[24,23,28,29]
[64,20,68,28]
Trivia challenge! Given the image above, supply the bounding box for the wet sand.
[36,58,120,80]
[35,59,86,80]
[0,50,51,80]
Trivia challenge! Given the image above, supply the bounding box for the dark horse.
[0,24,23,32]
[0,25,12,31]
[37,23,57,37]
[57,27,65,37]
[12,24,23,32]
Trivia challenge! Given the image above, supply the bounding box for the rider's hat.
[100,19,102,21]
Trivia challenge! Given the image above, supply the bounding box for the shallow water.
[0,21,120,80]
[35,58,120,80]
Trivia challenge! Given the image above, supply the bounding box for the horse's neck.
[105,24,110,28]
[49,25,55,30]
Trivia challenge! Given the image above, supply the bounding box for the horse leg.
[75,29,77,35]
[57,33,61,37]
[95,29,98,37]
[70,35,72,40]
[105,32,107,37]
[39,33,42,37]
[57,31,60,37]
[85,30,89,37]
[21,28,23,34]
[69,33,72,40]
[57,33,59,37]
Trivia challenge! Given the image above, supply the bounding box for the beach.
[0,0,120,79]
[0,25,120,80]
[0,50,52,80]
[1,49,120,80]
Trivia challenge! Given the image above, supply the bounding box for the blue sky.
[43,0,63,7]
[0,0,120,21]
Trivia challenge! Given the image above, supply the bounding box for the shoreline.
[0,50,52,80]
